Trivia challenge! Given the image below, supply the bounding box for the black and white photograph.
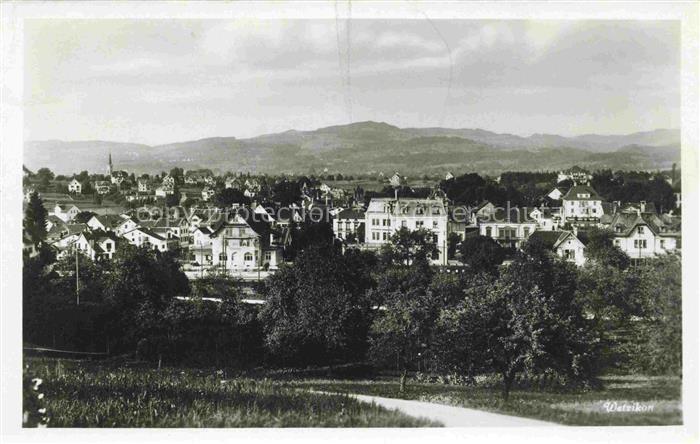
[1,1,698,442]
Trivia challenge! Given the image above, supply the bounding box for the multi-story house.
[365,197,449,265]
[557,165,592,184]
[114,217,139,237]
[86,214,123,232]
[161,174,176,188]
[478,208,538,249]
[609,211,681,261]
[68,178,82,194]
[561,184,604,227]
[190,226,213,266]
[75,230,118,261]
[333,208,365,242]
[52,203,81,222]
[529,230,588,266]
[209,210,283,272]
[137,179,153,193]
[122,227,174,252]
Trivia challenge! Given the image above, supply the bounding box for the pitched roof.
[529,230,584,250]
[92,214,123,229]
[336,208,365,220]
[609,212,680,237]
[562,184,601,201]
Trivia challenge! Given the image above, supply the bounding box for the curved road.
[332,392,559,427]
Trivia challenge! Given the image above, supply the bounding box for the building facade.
[364,197,448,264]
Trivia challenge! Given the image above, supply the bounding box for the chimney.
[640,201,646,213]
[572,225,578,236]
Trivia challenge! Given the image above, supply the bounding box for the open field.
[23,358,439,427]
[292,375,682,426]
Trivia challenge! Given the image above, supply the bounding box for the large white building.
[364,197,449,264]
[561,184,604,227]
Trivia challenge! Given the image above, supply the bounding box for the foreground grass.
[24,358,439,427]
[292,375,682,426]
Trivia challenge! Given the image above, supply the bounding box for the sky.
[24,19,680,145]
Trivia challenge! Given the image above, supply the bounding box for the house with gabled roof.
[123,227,174,252]
[86,214,123,232]
[561,184,603,227]
[529,230,588,266]
[209,208,283,272]
[557,165,592,184]
[52,203,81,222]
[68,178,82,194]
[76,230,118,261]
[609,211,681,260]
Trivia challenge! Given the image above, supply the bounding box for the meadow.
[23,358,439,427]
[294,375,682,426]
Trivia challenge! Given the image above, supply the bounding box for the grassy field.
[292,375,682,426]
[23,358,439,427]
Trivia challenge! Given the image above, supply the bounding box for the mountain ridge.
[24,122,680,175]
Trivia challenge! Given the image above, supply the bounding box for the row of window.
[217,251,273,261]
[484,227,531,238]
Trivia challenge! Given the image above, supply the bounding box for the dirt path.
[335,392,560,427]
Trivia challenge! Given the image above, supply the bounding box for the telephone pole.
[75,245,80,305]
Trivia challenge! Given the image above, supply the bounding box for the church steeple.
[108,151,113,176]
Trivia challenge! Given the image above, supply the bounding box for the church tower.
[107,151,113,176]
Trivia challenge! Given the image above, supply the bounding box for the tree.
[102,244,190,353]
[380,227,438,266]
[367,257,440,392]
[459,235,505,275]
[632,256,682,374]
[286,220,335,260]
[213,188,249,208]
[23,191,48,246]
[260,245,376,366]
[169,167,184,184]
[369,287,434,392]
[438,241,601,400]
[165,182,181,207]
[583,227,629,270]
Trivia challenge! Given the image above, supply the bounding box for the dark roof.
[609,212,681,237]
[82,229,118,243]
[529,230,585,249]
[93,214,123,228]
[135,227,166,241]
[562,184,601,201]
[337,208,365,220]
[528,230,567,249]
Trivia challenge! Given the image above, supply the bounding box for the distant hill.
[24,122,680,175]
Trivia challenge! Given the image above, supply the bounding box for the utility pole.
[75,245,80,305]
